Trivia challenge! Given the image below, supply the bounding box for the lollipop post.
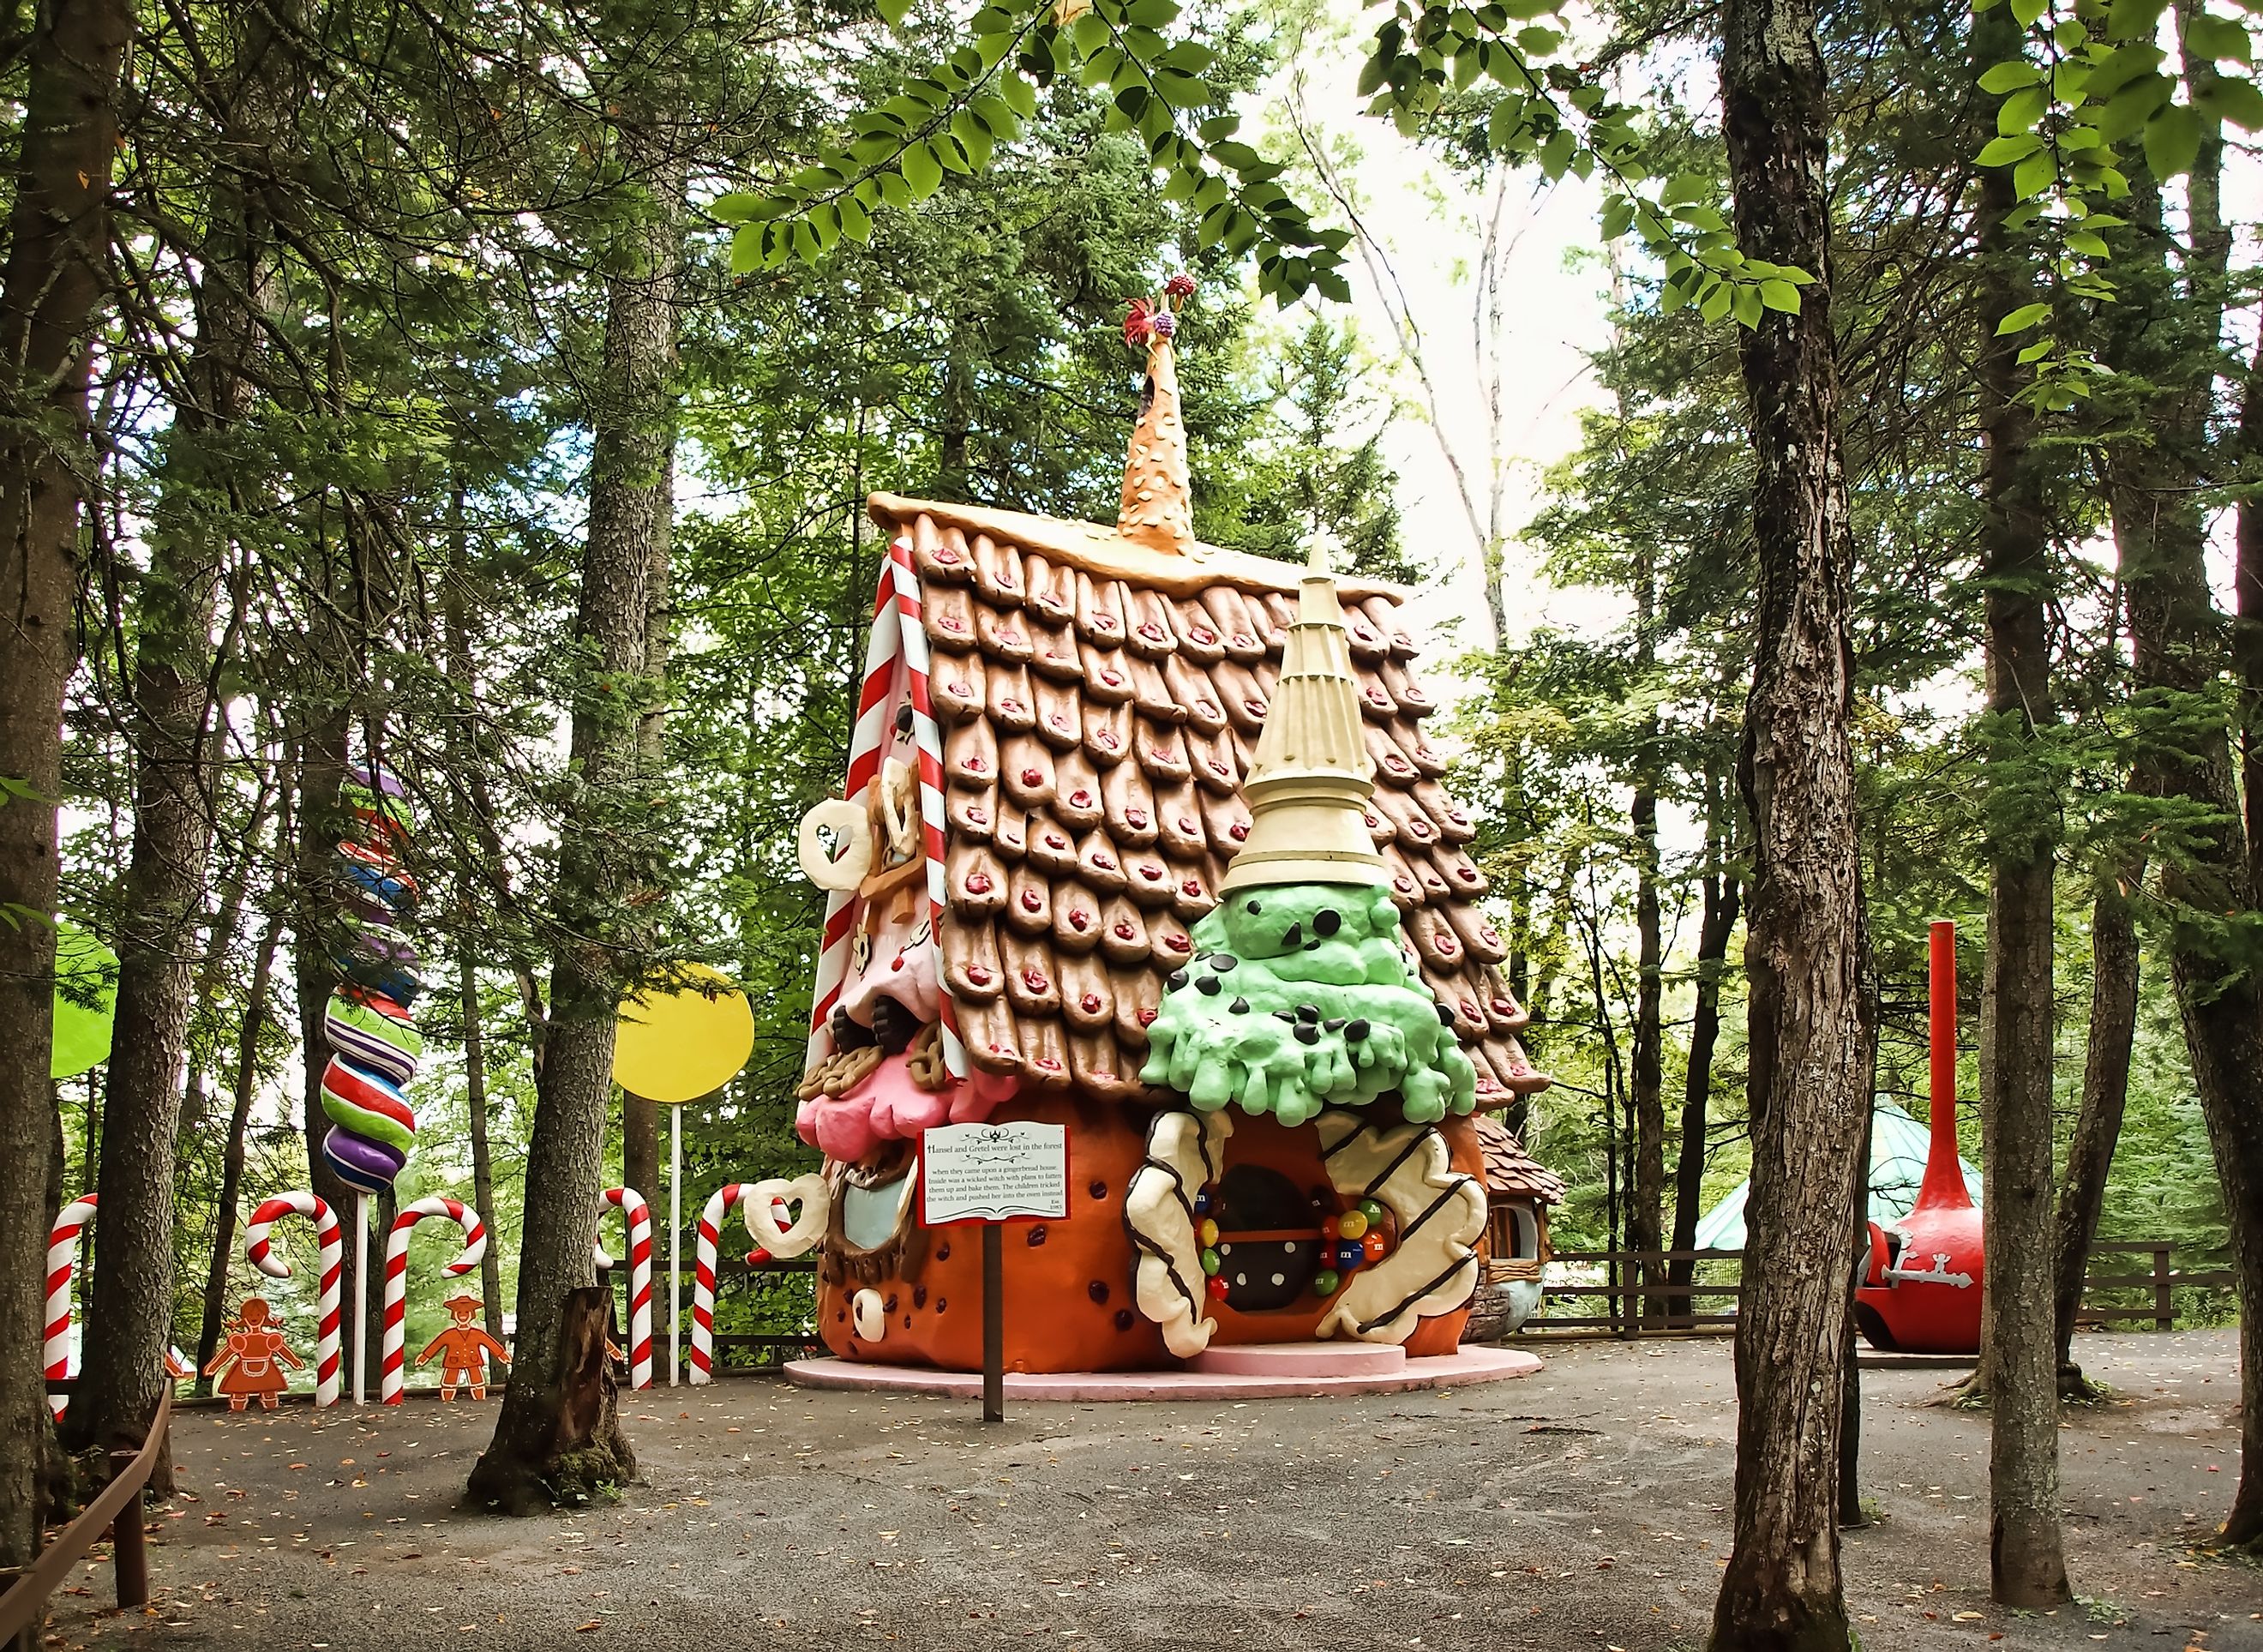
[669,1104,681,1385]
[609,964,754,1387]
[352,1192,369,1403]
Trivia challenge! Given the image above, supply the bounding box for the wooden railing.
[2075,1241,2235,1330]
[0,1388,169,1644]
[604,1253,823,1372]
[1510,1241,2234,1340]
[1515,1248,1744,1336]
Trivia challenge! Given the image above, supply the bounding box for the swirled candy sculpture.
[319,761,423,1194]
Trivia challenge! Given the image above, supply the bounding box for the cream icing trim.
[1125,1108,1234,1359]
[1314,1108,1486,1345]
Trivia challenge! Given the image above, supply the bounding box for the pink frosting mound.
[797,1046,1019,1162]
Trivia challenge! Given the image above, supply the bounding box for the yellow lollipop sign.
[612,964,754,1103]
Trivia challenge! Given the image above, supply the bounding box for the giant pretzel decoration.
[797,796,872,892]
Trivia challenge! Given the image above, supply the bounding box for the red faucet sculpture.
[1855,920,1984,1355]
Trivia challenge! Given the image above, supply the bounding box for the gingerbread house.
[789,281,1552,1373]
[1469,1114,1564,1337]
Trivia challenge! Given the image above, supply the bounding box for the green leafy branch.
[733,0,1352,301]
[1359,0,1814,321]
[1977,0,2263,406]
[734,0,1813,315]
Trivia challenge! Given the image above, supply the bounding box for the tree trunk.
[196,903,285,1392]
[1709,0,1875,1638]
[0,0,132,1593]
[441,494,512,1335]
[1630,549,1666,1323]
[461,954,507,1334]
[2237,331,2263,904]
[1670,757,1741,1312]
[2237,331,2263,901]
[1838,1083,1876,1530]
[2051,876,2139,1377]
[1970,0,2068,1594]
[175,738,273,1150]
[293,708,363,1378]
[1630,776,1664,1319]
[2100,141,2263,1563]
[471,105,682,1511]
[72,0,292,1474]
[621,430,675,1209]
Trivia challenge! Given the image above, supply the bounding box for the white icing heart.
[744,1173,829,1259]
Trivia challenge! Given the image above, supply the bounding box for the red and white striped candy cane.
[590,1186,653,1390]
[689,1183,755,1385]
[805,537,963,1084]
[245,1192,343,1407]
[43,1195,98,1419]
[378,1196,486,1404]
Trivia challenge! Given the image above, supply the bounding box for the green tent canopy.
[1691,1097,1981,1252]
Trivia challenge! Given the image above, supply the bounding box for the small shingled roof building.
[788,279,1555,1374]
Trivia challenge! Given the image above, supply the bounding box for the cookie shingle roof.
[873,491,1551,1112]
[1475,1114,1565,1204]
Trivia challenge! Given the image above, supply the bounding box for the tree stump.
[466,1287,633,1515]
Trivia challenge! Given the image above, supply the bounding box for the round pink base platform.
[782,1341,1541,1401]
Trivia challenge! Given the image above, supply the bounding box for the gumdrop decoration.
[319,760,423,1193]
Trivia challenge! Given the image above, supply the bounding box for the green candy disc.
[51,922,117,1079]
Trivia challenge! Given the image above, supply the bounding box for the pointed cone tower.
[1118,333,1196,556]
[1219,538,1389,893]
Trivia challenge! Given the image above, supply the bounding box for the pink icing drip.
[795,1048,1019,1162]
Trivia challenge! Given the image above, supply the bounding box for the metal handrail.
[0,1385,170,1643]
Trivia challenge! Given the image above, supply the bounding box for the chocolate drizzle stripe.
[1399,1175,1474,1244]
[1125,1152,1202,1325]
[1317,1108,1364,1162]
[1361,1131,1430,1199]
[1193,1115,1222,1184]
[1357,1254,1477,1338]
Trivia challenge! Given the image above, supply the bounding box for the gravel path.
[34,1330,2261,1651]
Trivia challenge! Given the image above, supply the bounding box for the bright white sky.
[1255,7,1625,665]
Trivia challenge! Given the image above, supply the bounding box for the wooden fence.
[612,1254,824,1371]
[0,1388,168,1643]
[1510,1240,2235,1340]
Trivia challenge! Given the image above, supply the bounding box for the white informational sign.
[921,1121,1070,1225]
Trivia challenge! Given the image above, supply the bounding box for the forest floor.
[33,1329,2260,1652]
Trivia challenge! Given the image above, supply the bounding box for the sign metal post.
[921,1120,1069,1426]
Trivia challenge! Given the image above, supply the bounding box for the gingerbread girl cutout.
[202,1298,304,1410]
[416,1293,509,1399]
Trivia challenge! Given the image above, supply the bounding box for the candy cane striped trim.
[377,1196,486,1404]
[688,1184,753,1385]
[40,1194,191,1414]
[804,536,964,1083]
[43,1195,98,1420]
[591,1186,654,1390]
[245,1191,343,1408]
